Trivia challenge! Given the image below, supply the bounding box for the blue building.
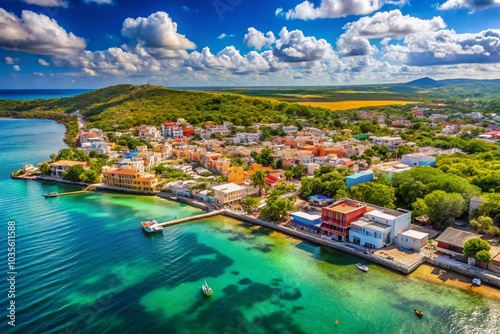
[308,194,333,207]
[345,173,374,190]
[290,212,322,233]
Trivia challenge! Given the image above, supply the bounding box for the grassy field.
[297,100,419,110]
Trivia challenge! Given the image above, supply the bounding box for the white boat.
[141,220,163,233]
[202,280,213,296]
[472,278,481,286]
[356,263,369,272]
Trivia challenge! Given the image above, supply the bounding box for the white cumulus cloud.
[244,28,276,50]
[437,0,500,11]
[278,0,408,20]
[384,29,500,66]
[338,10,445,56]
[121,11,196,58]
[273,27,336,62]
[13,65,21,71]
[0,9,86,55]
[38,58,50,66]
[23,0,68,7]
[84,0,113,4]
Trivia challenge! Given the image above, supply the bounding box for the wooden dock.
[159,210,224,227]
[44,185,96,198]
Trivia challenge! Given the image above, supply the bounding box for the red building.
[321,199,368,241]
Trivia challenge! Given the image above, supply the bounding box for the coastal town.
[14,105,500,288]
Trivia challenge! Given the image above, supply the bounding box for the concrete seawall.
[222,211,423,275]
[424,257,500,288]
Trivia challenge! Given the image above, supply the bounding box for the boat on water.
[141,220,163,233]
[356,263,369,272]
[414,309,423,318]
[202,280,213,296]
[44,192,58,198]
[472,278,482,286]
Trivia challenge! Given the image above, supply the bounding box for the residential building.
[290,212,322,233]
[49,160,88,178]
[370,136,405,151]
[116,158,145,173]
[321,199,368,242]
[102,168,158,191]
[138,125,161,140]
[401,153,436,167]
[395,230,429,252]
[349,218,391,249]
[345,173,374,190]
[283,125,298,135]
[212,183,246,205]
[435,227,479,262]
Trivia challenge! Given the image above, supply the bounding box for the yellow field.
[298,100,419,110]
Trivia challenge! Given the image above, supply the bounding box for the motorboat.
[356,263,369,272]
[414,309,423,318]
[202,280,213,296]
[44,192,58,198]
[141,220,163,233]
[472,278,481,286]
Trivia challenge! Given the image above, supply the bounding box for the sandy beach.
[411,264,500,300]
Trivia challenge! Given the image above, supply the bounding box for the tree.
[284,170,294,182]
[475,250,492,264]
[422,190,466,229]
[63,165,85,182]
[80,169,100,183]
[470,216,500,237]
[463,238,491,258]
[260,197,294,222]
[411,198,428,218]
[38,162,52,176]
[152,164,167,175]
[241,196,260,214]
[350,182,396,209]
[251,170,266,196]
[291,164,305,179]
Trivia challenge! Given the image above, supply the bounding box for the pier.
[159,210,223,227]
[44,185,96,198]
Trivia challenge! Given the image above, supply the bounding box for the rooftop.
[50,160,87,167]
[290,211,321,221]
[212,183,246,193]
[326,202,364,214]
[365,209,406,219]
[103,168,139,175]
[435,227,479,246]
[351,219,391,232]
[400,229,429,240]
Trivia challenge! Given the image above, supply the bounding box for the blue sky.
[1,0,499,88]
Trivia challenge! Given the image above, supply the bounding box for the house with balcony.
[138,125,161,141]
[320,199,368,242]
[49,160,88,178]
[370,136,405,152]
[102,168,158,191]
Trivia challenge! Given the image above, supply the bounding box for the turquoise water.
[0,119,499,333]
[0,89,92,100]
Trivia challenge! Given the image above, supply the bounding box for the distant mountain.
[405,77,442,87]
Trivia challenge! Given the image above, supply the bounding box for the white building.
[138,125,161,140]
[370,136,405,151]
[395,230,429,252]
[212,183,246,205]
[116,158,145,173]
[349,208,411,248]
[283,125,298,135]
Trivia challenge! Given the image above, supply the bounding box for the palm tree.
[251,170,266,197]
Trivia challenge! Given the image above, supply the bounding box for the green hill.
[0,84,335,132]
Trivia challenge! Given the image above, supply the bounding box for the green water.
[0,119,498,334]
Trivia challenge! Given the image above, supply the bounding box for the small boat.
[414,309,423,318]
[472,278,481,286]
[201,280,213,296]
[44,192,58,198]
[356,263,369,272]
[141,220,163,233]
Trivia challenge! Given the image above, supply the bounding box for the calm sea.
[0,89,92,101]
[0,118,498,334]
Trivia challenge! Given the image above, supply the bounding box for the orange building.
[321,199,369,241]
[102,168,158,191]
[228,166,245,184]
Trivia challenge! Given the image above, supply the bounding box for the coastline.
[411,264,500,300]
[12,171,500,290]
